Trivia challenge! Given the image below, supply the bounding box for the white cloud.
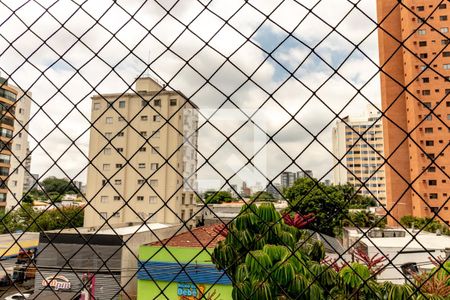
[0,0,381,190]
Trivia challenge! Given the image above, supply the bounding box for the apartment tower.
[377,1,449,224]
[84,77,198,227]
[6,87,32,210]
[0,77,17,211]
[332,106,387,206]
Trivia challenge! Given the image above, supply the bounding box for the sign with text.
[41,275,71,291]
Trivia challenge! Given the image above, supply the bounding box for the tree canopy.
[204,191,234,204]
[249,191,274,202]
[284,177,351,236]
[40,176,79,195]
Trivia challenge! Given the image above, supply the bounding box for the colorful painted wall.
[137,246,232,300]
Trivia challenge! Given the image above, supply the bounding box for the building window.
[149,196,157,204]
[93,102,101,110]
[181,210,185,220]
[439,3,447,9]
[113,196,120,201]
[418,41,427,47]
[442,39,450,45]
[422,77,429,83]
[152,130,160,138]
[138,163,145,169]
[424,115,432,121]
[141,100,147,107]
[137,179,145,185]
[150,180,158,187]
[153,115,161,122]
[140,131,147,137]
[428,180,437,186]
[104,148,111,155]
[419,53,428,59]
[417,5,425,11]
[100,196,108,203]
[151,146,160,154]
[440,15,448,21]
[441,27,449,33]
[117,148,124,153]
[141,115,148,121]
[119,100,125,108]
[139,147,146,152]
[447,101,450,107]
[421,90,430,95]
[425,140,434,146]
[106,117,113,124]
[105,132,112,139]
[154,99,161,107]
[150,163,159,170]
[428,166,436,173]
[114,179,122,185]
[116,163,122,169]
[170,99,177,106]
[417,29,426,35]
[102,179,107,186]
[429,193,438,199]
[424,127,433,133]
[444,64,450,70]
[113,211,120,218]
[137,196,144,201]
[100,212,108,219]
[103,164,110,171]
[448,114,450,120]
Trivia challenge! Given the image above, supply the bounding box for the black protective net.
[0,0,449,299]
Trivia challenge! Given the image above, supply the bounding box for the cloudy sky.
[0,0,382,191]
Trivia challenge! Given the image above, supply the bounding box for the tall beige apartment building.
[332,107,387,205]
[6,87,32,211]
[84,77,198,227]
[377,0,450,224]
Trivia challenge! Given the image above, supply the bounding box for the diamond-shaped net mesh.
[0,0,449,299]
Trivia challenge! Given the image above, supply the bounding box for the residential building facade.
[332,107,387,206]
[280,171,296,189]
[6,87,32,210]
[0,77,17,211]
[84,77,198,227]
[377,0,450,224]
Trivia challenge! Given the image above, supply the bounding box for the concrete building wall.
[332,107,387,205]
[377,0,450,224]
[6,87,31,210]
[84,77,198,227]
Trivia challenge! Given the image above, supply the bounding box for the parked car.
[0,275,11,287]
[4,293,31,300]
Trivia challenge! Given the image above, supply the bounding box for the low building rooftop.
[148,225,224,248]
[45,222,173,236]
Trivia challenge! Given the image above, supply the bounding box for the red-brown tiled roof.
[149,225,225,248]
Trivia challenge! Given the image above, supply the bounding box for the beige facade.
[332,107,387,205]
[84,77,198,227]
[6,87,32,210]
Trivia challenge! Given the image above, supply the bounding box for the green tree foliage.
[399,215,449,235]
[213,204,449,299]
[343,211,387,228]
[205,191,234,204]
[0,204,84,233]
[40,176,78,195]
[249,191,274,202]
[284,177,349,236]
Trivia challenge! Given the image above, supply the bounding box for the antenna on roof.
[145,50,151,78]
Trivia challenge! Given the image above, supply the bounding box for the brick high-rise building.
[377,1,450,224]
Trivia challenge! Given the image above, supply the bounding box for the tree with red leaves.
[351,247,387,276]
[282,212,315,229]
